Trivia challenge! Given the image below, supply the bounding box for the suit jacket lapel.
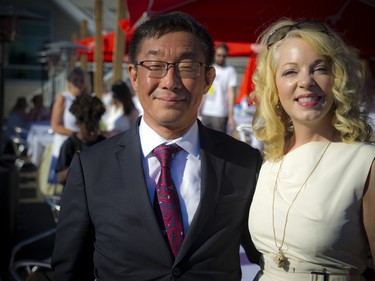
[114,121,228,264]
[115,126,173,263]
[176,123,226,262]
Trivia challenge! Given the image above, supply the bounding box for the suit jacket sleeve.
[199,122,262,266]
[51,152,95,281]
[241,148,262,265]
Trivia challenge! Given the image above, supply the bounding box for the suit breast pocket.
[215,199,247,215]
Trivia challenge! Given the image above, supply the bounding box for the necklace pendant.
[273,249,287,268]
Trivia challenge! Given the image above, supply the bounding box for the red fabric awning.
[75,19,134,62]
[126,0,375,58]
[126,0,375,105]
[76,18,257,61]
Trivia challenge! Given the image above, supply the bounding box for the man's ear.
[128,64,138,92]
[203,67,216,94]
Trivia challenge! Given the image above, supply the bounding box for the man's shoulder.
[80,130,133,157]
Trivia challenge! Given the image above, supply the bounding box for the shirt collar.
[139,117,200,158]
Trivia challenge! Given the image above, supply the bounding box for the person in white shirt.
[201,43,237,134]
[102,80,139,137]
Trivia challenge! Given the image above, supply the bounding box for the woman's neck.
[286,127,337,154]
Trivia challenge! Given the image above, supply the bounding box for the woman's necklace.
[271,140,332,268]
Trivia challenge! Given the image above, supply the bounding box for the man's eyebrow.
[179,52,196,60]
[144,50,197,60]
[146,49,161,56]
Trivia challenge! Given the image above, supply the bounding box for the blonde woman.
[248,19,375,280]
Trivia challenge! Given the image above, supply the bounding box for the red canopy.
[126,0,375,104]
[126,0,375,58]
[75,19,135,62]
[76,32,115,62]
[236,55,257,105]
[76,19,257,60]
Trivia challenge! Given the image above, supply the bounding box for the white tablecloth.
[26,122,54,166]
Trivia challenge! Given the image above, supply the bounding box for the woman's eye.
[314,66,329,73]
[282,69,296,76]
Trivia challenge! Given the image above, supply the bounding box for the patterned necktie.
[153,144,184,258]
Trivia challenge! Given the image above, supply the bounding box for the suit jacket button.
[172,267,182,277]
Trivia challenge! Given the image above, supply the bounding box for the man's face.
[128,31,215,138]
[214,46,228,66]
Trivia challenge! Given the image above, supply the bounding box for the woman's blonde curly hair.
[252,18,372,161]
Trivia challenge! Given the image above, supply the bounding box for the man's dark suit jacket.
[51,120,262,281]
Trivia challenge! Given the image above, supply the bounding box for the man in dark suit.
[51,11,262,281]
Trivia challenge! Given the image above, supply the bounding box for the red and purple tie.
[153,144,184,258]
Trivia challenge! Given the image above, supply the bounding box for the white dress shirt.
[139,117,201,234]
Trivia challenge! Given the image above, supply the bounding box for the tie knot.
[153,144,181,168]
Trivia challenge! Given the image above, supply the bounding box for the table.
[26,122,54,166]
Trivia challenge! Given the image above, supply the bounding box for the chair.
[8,128,63,280]
[11,127,29,155]
[3,126,30,170]
[8,196,61,281]
[8,229,55,281]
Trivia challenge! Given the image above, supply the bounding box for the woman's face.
[69,75,85,96]
[275,37,334,128]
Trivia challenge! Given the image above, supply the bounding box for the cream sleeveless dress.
[249,142,375,281]
[48,91,79,183]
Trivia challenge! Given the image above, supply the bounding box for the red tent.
[75,18,135,62]
[236,55,257,105]
[126,0,375,104]
[76,24,257,60]
[126,0,375,58]
[76,32,116,62]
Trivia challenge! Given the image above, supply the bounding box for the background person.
[3,97,29,154]
[200,42,237,134]
[102,79,139,137]
[28,94,50,122]
[48,67,90,184]
[248,18,375,280]
[52,11,262,281]
[55,94,106,185]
